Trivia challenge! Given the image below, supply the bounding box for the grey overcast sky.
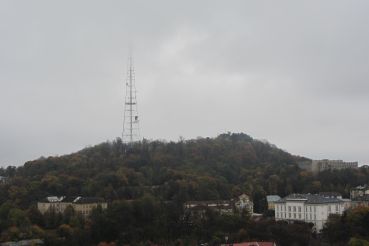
[1,0,369,166]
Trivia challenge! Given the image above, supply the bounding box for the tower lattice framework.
[122,56,140,143]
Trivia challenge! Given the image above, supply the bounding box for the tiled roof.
[275,194,343,204]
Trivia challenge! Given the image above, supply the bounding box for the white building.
[274,194,345,231]
[311,160,358,173]
[37,196,107,217]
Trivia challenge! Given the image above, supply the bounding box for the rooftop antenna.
[122,54,140,144]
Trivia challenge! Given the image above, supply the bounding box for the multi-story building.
[222,242,276,246]
[350,185,369,208]
[235,194,254,214]
[351,195,369,208]
[37,196,107,217]
[184,200,233,218]
[0,176,8,184]
[311,160,358,173]
[350,185,369,199]
[274,194,345,231]
[266,195,281,210]
[184,194,253,218]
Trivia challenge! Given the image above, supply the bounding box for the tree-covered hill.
[1,132,369,245]
[1,132,368,212]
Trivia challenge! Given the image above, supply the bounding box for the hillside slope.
[1,132,368,212]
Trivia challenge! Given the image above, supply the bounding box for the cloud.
[0,0,369,165]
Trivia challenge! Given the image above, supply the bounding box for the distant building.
[184,194,253,218]
[266,195,281,210]
[274,194,345,231]
[222,242,276,246]
[318,192,342,199]
[350,185,369,208]
[0,239,44,246]
[351,194,369,208]
[37,196,107,217]
[184,200,233,218]
[350,185,369,199]
[311,160,358,173]
[0,176,8,184]
[235,194,254,214]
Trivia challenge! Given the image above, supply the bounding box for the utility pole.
[122,55,140,144]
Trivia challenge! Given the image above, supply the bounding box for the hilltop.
[2,132,368,211]
[1,133,369,245]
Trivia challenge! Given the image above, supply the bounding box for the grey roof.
[318,192,342,198]
[275,194,343,204]
[266,195,281,202]
[40,196,105,204]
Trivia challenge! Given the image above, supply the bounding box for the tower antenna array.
[122,55,140,143]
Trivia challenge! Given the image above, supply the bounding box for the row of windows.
[276,212,317,220]
[277,205,313,212]
[276,204,339,213]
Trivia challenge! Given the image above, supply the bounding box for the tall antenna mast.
[122,55,140,143]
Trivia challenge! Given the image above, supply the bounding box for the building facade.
[184,194,253,218]
[350,185,369,199]
[266,195,281,210]
[274,194,345,231]
[222,242,276,246]
[0,176,8,184]
[235,194,254,214]
[350,185,369,208]
[37,196,107,217]
[184,200,233,218]
[311,160,358,173]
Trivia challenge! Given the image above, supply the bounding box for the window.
[336,205,339,212]
[314,207,316,212]
[298,214,301,219]
[288,206,291,212]
[293,206,296,212]
[294,213,296,219]
[289,213,291,218]
[298,207,301,212]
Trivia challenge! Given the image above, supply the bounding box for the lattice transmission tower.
[122,56,140,143]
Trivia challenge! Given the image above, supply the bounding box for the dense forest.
[0,133,369,245]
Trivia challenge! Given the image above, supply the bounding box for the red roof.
[225,242,275,246]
